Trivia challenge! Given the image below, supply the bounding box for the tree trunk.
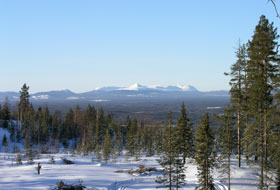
[237,110,241,167]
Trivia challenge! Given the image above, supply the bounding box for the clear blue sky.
[0,0,278,93]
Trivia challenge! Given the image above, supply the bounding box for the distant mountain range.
[95,83,198,92]
[0,83,229,102]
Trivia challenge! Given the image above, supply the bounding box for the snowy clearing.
[0,153,259,190]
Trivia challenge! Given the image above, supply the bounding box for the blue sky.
[0,0,278,93]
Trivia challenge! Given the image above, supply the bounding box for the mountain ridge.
[0,84,229,102]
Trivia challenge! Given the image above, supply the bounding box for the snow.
[0,127,23,152]
[207,107,222,109]
[95,83,199,92]
[0,126,264,190]
[66,96,80,100]
[0,151,260,190]
[31,95,49,100]
[149,84,198,92]
[119,83,146,91]
[91,99,110,102]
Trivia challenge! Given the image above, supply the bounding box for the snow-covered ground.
[0,152,260,190]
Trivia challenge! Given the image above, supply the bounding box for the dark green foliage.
[225,41,248,167]
[126,118,138,157]
[194,113,215,190]
[156,112,185,190]
[2,98,10,128]
[103,128,112,163]
[245,15,279,189]
[115,121,123,156]
[176,102,194,163]
[19,83,30,111]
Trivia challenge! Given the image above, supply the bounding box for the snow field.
[0,153,259,190]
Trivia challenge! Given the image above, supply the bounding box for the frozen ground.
[0,152,260,190]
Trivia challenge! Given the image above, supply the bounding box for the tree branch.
[268,0,280,18]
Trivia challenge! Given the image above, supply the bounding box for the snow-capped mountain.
[95,83,198,92]
[0,84,229,103]
[148,84,197,92]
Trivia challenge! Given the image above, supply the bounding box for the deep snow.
[0,152,260,190]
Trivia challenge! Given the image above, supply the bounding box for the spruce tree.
[194,113,215,190]
[126,118,138,156]
[156,112,185,190]
[176,102,194,164]
[115,121,123,156]
[103,128,112,163]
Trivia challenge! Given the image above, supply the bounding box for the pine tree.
[176,102,194,164]
[225,41,248,167]
[2,97,10,128]
[215,106,236,190]
[194,113,215,190]
[246,15,279,189]
[103,128,112,163]
[18,83,30,132]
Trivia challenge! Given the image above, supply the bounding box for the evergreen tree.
[156,112,185,189]
[126,118,138,156]
[194,113,215,190]
[246,15,279,189]
[95,107,106,146]
[225,41,248,167]
[103,128,112,163]
[18,83,30,131]
[115,121,123,156]
[176,102,194,163]
[63,108,75,140]
[2,97,10,128]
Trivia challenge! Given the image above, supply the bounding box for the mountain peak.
[120,83,145,91]
[177,85,198,91]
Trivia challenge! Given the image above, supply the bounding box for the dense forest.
[0,15,280,190]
